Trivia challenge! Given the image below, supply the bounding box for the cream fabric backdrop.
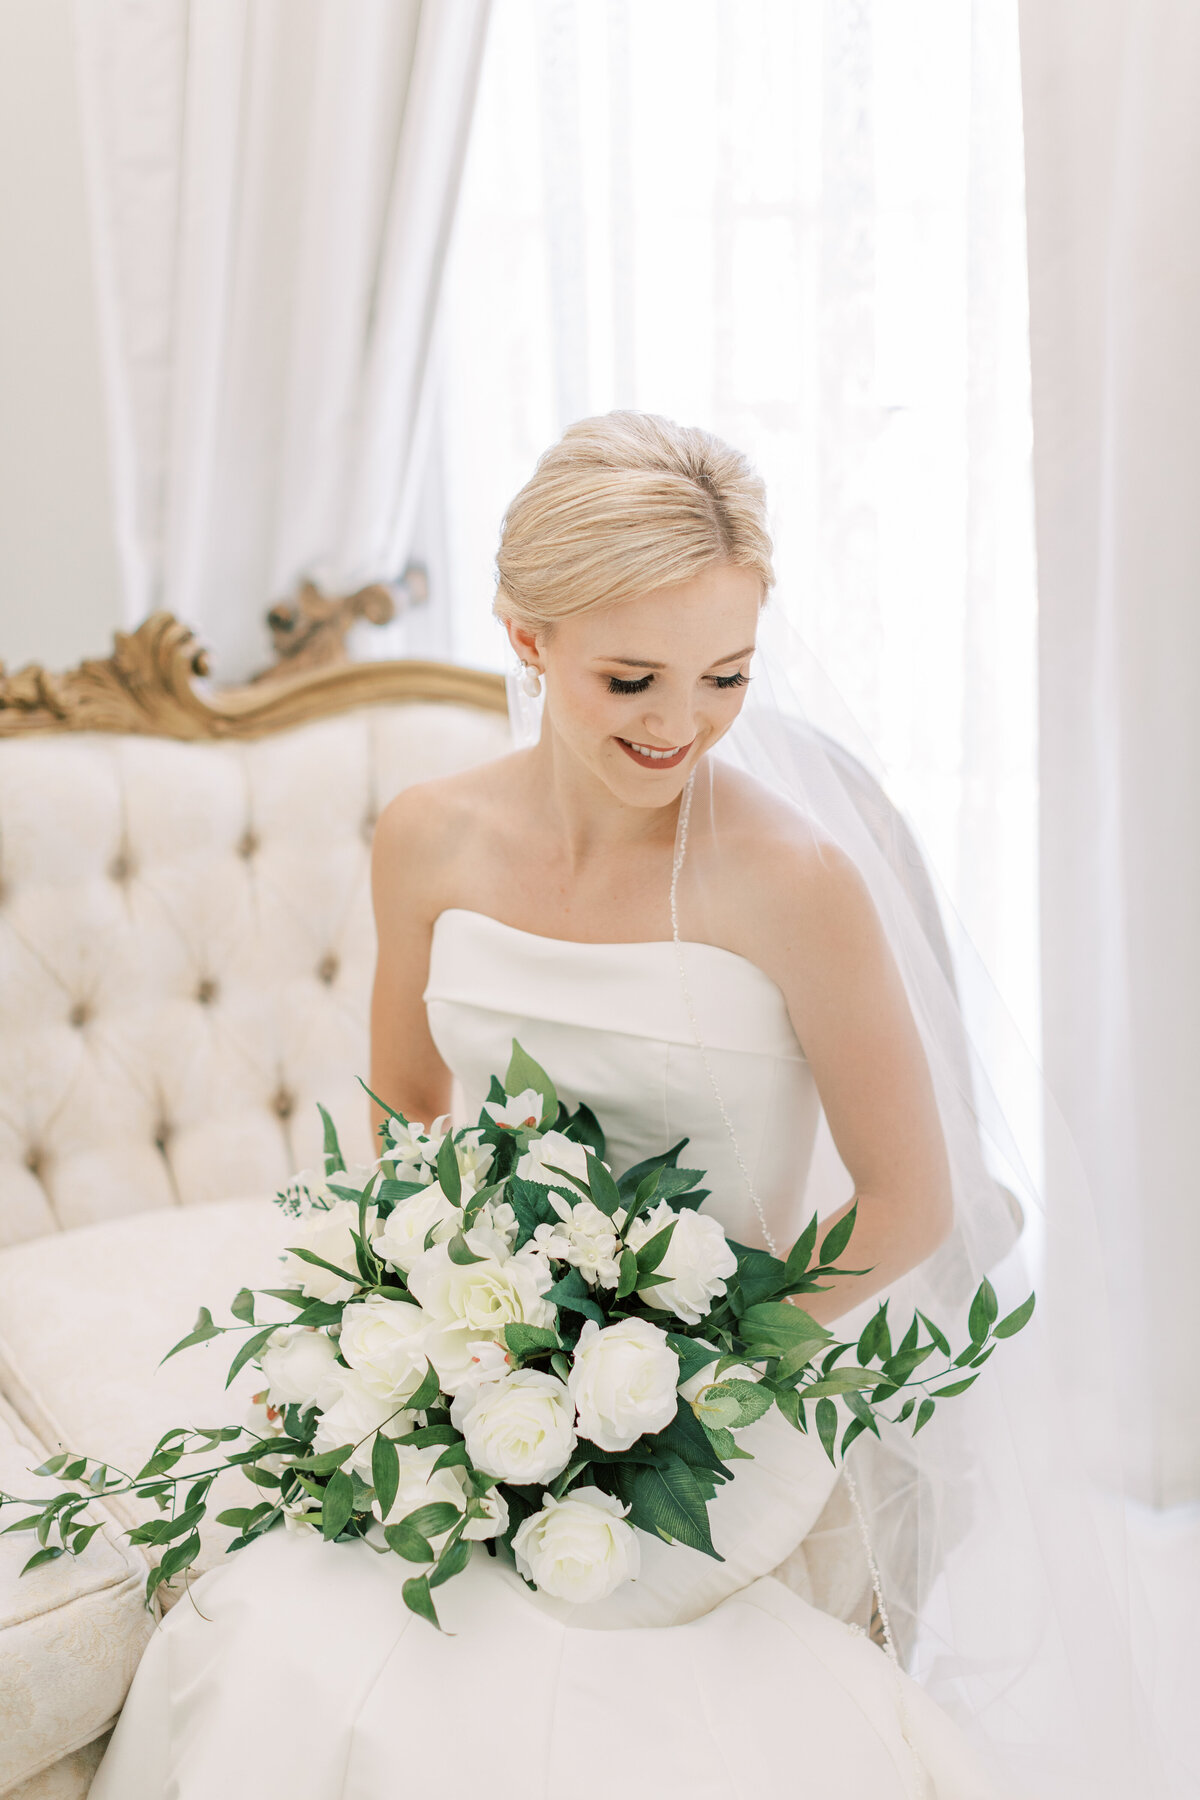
[74,0,491,681]
[1020,0,1200,1506]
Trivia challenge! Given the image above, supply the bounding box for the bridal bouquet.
[0,1043,1033,1629]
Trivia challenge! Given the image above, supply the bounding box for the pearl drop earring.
[519,660,543,698]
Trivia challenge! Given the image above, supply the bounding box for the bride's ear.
[501,617,544,669]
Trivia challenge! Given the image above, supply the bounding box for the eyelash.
[606,672,748,695]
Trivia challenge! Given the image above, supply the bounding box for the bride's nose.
[641,689,698,747]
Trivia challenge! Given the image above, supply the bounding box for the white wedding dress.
[90,909,1008,1800]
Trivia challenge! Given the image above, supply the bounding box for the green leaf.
[402,1501,461,1539]
[317,1101,345,1178]
[616,1139,690,1198]
[801,1367,890,1397]
[880,1343,936,1386]
[321,1471,356,1541]
[502,1322,560,1361]
[230,1287,256,1324]
[857,1303,892,1366]
[616,1247,639,1300]
[504,1040,557,1127]
[21,1544,65,1574]
[841,1416,868,1456]
[372,1434,399,1523]
[385,1521,435,1562]
[31,1452,69,1478]
[545,1267,605,1324]
[565,1101,605,1159]
[968,1277,999,1344]
[159,1305,223,1366]
[629,1459,721,1560]
[431,1443,471,1474]
[436,1130,462,1205]
[447,1232,486,1266]
[993,1292,1036,1339]
[930,1373,980,1399]
[917,1311,951,1356]
[225,1325,279,1389]
[815,1397,839,1463]
[402,1362,442,1415]
[728,1243,789,1310]
[282,1246,361,1290]
[294,1443,355,1474]
[843,1388,881,1439]
[665,1335,721,1386]
[71,1522,102,1555]
[783,1211,819,1283]
[402,1572,442,1630]
[584,1151,623,1219]
[632,1166,663,1211]
[774,1338,826,1381]
[913,1397,936,1435]
[429,1536,472,1588]
[773,1384,802,1430]
[157,1529,201,1581]
[699,1378,771,1430]
[819,1201,858,1267]
[738,1301,832,1357]
[633,1221,676,1276]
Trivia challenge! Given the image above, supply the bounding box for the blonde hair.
[493,411,775,630]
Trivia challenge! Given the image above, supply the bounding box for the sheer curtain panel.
[74,0,491,680]
[1020,0,1200,1506]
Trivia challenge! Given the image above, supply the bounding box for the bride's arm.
[751,836,954,1327]
[367,786,455,1142]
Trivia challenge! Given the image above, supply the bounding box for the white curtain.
[74,0,491,681]
[1021,0,1200,1507]
[439,0,1039,1144]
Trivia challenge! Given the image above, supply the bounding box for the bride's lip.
[614,736,695,771]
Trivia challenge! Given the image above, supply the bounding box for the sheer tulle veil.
[506,605,1168,1799]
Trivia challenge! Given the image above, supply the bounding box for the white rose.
[408,1241,555,1392]
[372,1181,460,1275]
[625,1202,738,1326]
[482,1088,544,1131]
[454,1129,495,1195]
[313,1365,407,1480]
[545,1197,622,1287]
[279,1200,373,1303]
[338,1295,429,1403]
[259,1325,341,1409]
[568,1317,680,1452]
[516,1130,591,1187]
[512,1487,640,1602]
[453,1369,576,1484]
[375,1443,466,1546]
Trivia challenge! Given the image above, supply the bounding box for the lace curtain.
[436,0,1039,1159]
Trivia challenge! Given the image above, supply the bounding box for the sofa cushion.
[0,1198,299,1606]
[0,701,510,1247]
[0,1396,149,1794]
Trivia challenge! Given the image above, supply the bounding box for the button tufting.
[68,1000,91,1028]
[196,976,219,1005]
[316,951,339,984]
[360,813,377,844]
[237,828,259,859]
[109,850,134,883]
[153,1120,171,1153]
[24,1145,44,1176]
[272,1086,294,1119]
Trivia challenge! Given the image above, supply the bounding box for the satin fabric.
[90,910,1009,1799]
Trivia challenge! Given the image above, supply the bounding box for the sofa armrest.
[0,1398,153,1796]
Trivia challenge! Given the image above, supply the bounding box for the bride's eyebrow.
[598,645,754,671]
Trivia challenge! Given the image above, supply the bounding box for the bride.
[88,413,1147,1799]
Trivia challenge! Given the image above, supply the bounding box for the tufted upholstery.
[0,701,511,1247]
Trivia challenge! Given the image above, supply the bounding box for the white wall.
[0,0,122,676]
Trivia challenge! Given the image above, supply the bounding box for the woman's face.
[515,561,762,808]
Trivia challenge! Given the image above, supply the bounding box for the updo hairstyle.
[493,411,775,631]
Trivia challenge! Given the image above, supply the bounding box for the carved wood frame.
[0,612,507,739]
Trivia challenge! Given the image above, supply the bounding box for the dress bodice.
[424,908,823,1252]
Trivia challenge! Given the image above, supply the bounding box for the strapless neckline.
[432,907,766,976]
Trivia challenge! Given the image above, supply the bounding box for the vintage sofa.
[0,611,984,1796]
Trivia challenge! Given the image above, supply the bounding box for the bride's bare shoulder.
[707,764,877,956]
[370,750,533,915]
